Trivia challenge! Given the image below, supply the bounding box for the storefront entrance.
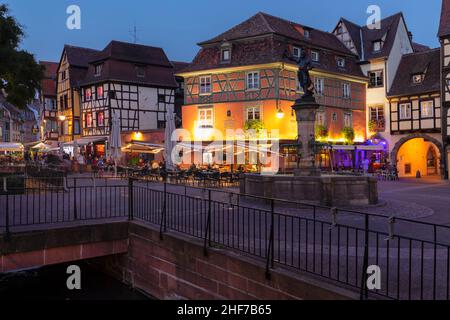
[393,135,442,178]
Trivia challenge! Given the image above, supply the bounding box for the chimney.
[408,31,413,42]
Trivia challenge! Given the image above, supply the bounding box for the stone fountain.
[240,96,378,206]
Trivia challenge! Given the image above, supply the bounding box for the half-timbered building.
[56,45,99,143]
[79,41,178,155]
[439,0,450,178]
[387,49,443,177]
[333,13,416,157]
[178,12,368,170]
[39,61,59,143]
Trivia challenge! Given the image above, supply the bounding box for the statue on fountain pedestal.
[284,48,315,99]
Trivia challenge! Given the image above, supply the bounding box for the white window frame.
[369,70,384,88]
[314,78,324,95]
[412,74,424,84]
[370,105,384,122]
[199,76,212,95]
[343,112,352,127]
[198,107,214,128]
[373,40,383,52]
[246,106,261,121]
[246,71,260,90]
[316,111,326,126]
[221,48,231,62]
[337,57,345,68]
[399,103,412,120]
[94,64,103,77]
[420,100,434,118]
[293,47,302,58]
[311,51,319,62]
[342,83,351,99]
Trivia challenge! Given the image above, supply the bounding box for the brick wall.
[97,222,358,300]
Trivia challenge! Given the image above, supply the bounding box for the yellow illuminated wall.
[397,138,440,177]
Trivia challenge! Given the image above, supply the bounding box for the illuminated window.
[97,111,104,126]
[246,72,260,90]
[314,78,324,95]
[200,76,212,94]
[246,107,261,121]
[421,100,434,118]
[86,113,93,127]
[96,86,104,99]
[84,88,92,101]
[198,107,213,128]
[399,103,412,120]
[342,83,351,98]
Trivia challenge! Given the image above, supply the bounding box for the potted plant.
[315,125,328,140]
[341,127,355,144]
[244,120,265,139]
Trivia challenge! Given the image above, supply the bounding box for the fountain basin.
[240,174,378,207]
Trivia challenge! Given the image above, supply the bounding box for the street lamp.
[276,108,285,119]
[59,115,66,121]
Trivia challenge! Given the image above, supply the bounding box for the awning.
[325,145,385,151]
[121,141,165,154]
[0,142,24,152]
[63,136,108,147]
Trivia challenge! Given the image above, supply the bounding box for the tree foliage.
[0,4,43,108]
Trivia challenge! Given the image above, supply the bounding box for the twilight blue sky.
[4,0,443,63]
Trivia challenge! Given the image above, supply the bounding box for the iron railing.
[0,175,450,300]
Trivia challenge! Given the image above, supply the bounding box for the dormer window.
[337,57,345,68]
[94,64,103,77]
[136,65,146,78]
[304,29,310,38]
[293,46,302,58]
[373,40,383,52]
[221,48,231,62]
[311,50,319,62]
[412,73,424,84]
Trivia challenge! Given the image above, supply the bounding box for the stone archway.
[391,133,444,177]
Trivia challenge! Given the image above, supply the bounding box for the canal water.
[0,262,150,300]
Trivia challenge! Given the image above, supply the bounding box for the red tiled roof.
[39,61,58,97]
[171,61,190,74]
[39,61,58,78]
[81,41,177,88]
[338,13,407,61]
[89,41,172,67]
[388,48,441,97]
[64,45,99,68]
[200,12,354,56]
[182,13,365,78]
[412,42,431,52]
[438,0,450,38]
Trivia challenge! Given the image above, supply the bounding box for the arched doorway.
[391,134,443,178]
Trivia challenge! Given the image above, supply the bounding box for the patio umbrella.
[110,111,122,177]
[164,104,176,171]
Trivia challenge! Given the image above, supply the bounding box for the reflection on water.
[0,262,150,300]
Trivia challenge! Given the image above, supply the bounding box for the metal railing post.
[203,189,212,256]
[360,213,369,300]
[160,182,167,239]
[73,178,78,220]
[128,177,134,221]
[265,198,275,280]
[5,192,10,241]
